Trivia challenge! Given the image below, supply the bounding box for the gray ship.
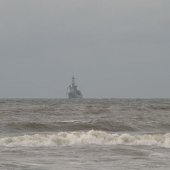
[67,76,83,99]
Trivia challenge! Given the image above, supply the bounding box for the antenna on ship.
[72,76,75,87]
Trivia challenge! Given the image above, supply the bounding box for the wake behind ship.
[67,76,83,99]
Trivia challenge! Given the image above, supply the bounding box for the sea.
[0,99,170,170]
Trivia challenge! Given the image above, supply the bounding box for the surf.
[0,130,170,148]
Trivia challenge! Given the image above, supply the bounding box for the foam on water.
[0,130,170,148]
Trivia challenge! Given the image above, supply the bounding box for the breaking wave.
[0,130,170,148]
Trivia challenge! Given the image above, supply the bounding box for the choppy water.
[0,99,170,170]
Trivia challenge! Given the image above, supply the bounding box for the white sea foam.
[0,130,170,148]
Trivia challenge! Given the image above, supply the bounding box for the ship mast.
[72,76,75,87]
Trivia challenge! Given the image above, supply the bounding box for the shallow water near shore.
[0,99,170,170]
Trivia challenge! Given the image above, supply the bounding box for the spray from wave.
[0,130,170,148]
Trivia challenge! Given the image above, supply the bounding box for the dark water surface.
[0,99,170,170]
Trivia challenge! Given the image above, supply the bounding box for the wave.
[5,120,135,133]
[0,130,170,148]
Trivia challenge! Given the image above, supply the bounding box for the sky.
[0,0,169,98]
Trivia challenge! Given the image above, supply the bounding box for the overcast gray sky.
[0,0,169,98]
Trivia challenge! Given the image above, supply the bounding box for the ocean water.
[0,99,170,170]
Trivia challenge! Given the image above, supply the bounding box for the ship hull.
[68,92,83,99]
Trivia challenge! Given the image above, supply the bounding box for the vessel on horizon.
[67,76,83,99]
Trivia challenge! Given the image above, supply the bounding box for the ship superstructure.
[67,76,83,99]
